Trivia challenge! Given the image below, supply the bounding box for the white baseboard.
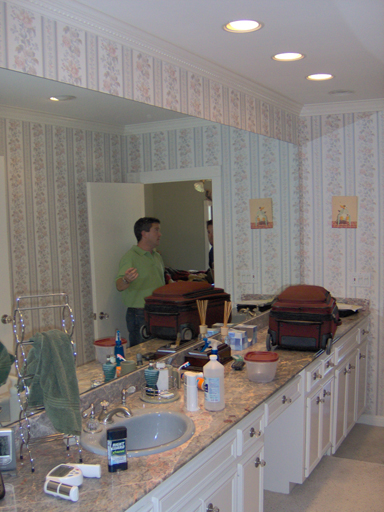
[357,414,384,427]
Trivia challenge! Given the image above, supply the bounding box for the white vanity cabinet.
[134,406,265,512]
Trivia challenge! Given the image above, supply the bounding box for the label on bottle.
[204,377,221,402]
[107,439,127,465]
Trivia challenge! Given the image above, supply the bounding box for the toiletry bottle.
[107,426,128,472]
[203,354,225,411]
[156,361,169,391]
[114,329,125,363]
[184,371,199,411]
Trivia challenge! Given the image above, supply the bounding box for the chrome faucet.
[102,405,132,424]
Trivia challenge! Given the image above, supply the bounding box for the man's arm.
[116,267,138,291]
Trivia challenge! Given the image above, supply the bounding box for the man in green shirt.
[116,217,165,346]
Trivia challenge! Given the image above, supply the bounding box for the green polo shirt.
[116,245,165,308]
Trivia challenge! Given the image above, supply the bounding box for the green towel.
[26,330,81,436]
[0,342,15,387]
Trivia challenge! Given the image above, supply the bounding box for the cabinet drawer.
[236,407,264,456]
[305,360,323,392]
[358,318,370,344]
[265,376,301,425]
[322,352,336,378]
[334,331,357,365]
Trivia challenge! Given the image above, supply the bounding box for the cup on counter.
[120,360,137,376]
[90,373,104,388]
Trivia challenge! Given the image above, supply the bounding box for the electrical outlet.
[350,272,371,288]
[239,270,256,283]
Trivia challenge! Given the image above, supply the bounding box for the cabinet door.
[305,388,321,476]
[238,443,264,512]
[200,468,237,512]
[345,351,358,436]
[356,342,368,419]
[320,377,333,457]
[332,363,347,453]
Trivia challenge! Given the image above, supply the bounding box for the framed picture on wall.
[332,196,358,228]
[249,198,273,229]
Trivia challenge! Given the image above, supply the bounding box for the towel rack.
[13,292,82,472]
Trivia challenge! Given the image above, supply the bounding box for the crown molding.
[0,105,127,134]
[300,99,384,117]
[14,0,302,116]
[124,117,215,135]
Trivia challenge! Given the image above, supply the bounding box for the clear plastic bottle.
[203,354,225,411]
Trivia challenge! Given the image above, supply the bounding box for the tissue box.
[235,324,258,346]
[228,328,248,351]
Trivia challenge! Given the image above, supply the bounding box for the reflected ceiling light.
[223,20,263,33]
[49,95,76,101]
[306,73,334,81]
[329,89,354,96]
[194,180,206,193]
[272,52,304,61]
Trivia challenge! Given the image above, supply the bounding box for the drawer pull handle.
[249,427,262,438]
[282,395,292,404]
[313,372,323,380]
[206,504,219,512]
[349,364,355,370]
[360,354,366,360]
[362,329,370,335]
[254,457,266,468]
[316,396,325,405]
[344,368,351,375]
[323,390,331,397]
[326,361,334,368]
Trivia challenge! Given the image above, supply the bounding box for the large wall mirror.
[0,68,299,424]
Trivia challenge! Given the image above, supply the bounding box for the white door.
[87,183,145,342]
[0,157,14,355]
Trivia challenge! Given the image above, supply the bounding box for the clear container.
[244,351,279,383]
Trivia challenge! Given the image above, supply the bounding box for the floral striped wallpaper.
[0,0,383,419]
[299,111,384,417]
[0,117,127,364]
[0,1,298,143]
[127,124,301,299]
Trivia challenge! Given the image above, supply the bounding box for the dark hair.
[206,219,213,228]
[134,217,160,242]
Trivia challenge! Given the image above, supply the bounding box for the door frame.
[127,166,224,288]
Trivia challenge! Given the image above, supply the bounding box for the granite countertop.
[0,310,369,511]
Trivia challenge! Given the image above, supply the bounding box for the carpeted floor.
[264,423,384,512]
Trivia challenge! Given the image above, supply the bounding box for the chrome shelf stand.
[13,293,82,471]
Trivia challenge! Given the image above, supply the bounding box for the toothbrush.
[117,354,126,361]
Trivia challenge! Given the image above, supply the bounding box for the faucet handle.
[97,400,110,422]
[82,403,95,419]
[121,389,127,405]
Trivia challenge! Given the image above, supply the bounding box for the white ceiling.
[1,0,383,127]
[73,0,384,106]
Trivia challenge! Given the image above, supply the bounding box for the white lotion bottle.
[203,354,225,411]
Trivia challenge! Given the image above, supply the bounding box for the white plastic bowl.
[244,351,279,383]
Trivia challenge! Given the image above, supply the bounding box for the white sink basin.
[81,409,195,457]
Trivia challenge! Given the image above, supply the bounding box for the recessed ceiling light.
[306,74,334,81]
[49,95,76,101]
[272,52,305,62]
[223,20,263,33]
